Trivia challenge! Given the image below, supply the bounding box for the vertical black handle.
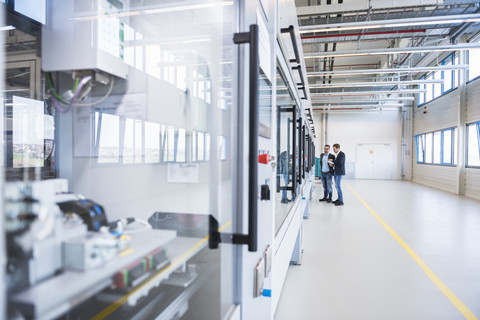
[281,25,300,64]
[247,24,259,252]
[292,108,297,195]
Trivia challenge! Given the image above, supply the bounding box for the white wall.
[313,111,403,180]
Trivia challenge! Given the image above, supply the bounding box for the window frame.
[466,121,480,168]
[415,127,456,167]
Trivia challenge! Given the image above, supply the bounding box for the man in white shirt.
[319,145,335,203]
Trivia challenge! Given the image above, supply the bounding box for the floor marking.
[347,184,478,320]
[92,220,232,320]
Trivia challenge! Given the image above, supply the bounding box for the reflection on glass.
[145,122,160,163]
[4,1,236,319]
[12,96,45,168]
[98,113,120,163]
[123,118,135,164]
[275,67,296,233]
[259,71,272,138]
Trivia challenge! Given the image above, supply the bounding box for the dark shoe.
[326,199,332,203]
[281,198,288,204]
[332,199,338,204]
[319,198,328,202]
[335,201,344,206]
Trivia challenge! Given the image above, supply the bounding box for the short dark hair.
[324,145,330,148]
[333,143,340,149]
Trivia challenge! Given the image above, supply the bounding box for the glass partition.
[275,66,297,233]
[3,1,237,319]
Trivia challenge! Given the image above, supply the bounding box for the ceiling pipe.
[301,29,426,40]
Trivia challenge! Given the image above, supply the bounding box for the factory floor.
[274,179,480,320]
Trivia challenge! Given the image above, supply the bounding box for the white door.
[356,144,393,179]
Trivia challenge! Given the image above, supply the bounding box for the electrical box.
[42,0,129,79]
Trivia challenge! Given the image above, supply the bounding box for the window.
[97,113,120,164]
[425,133,433,163]
[467,121,480,167]
[418,80,425,105]
[433,131,441,164]
[145,122,160,163]
[415,128,456,166]
[415,134,425,163]
[418,53,458,106]
[442,129,452,164]
[433,72,442,99]
[468,48,480,81]
[218,136,228,161]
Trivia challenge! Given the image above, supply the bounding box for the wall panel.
[413,90,459,135]
[412,163,457,193]
[466,79,480,123]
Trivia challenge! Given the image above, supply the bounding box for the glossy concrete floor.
[275,179,480,320]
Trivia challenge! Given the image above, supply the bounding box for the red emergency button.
[258,154,269,164]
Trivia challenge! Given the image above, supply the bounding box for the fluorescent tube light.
[307,65,469,76]
[299,13,480,33]
[304,44,480,59]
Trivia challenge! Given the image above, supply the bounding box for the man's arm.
[334,152,345,165]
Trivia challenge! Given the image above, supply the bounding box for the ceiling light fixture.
[310,89,426,95]
[310,80,442,88]
[307,65,469,76]
[304,44,480,59]
[311,97,415,103]
[0,25,16,31]
[312,104,404,108]
[299,13,480,33]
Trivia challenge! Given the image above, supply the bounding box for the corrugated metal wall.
[412,79,480,200]
[466,80,480,200]
[412,90,459,193]
[466,80,480,122]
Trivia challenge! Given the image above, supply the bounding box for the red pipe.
[301,29,425,39]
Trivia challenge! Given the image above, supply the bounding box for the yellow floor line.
[347,184,478,320]
[92,220,232,320]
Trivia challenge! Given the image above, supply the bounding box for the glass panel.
[177,128,186,162]
[145,122,160,163]
[98,113,120,164]
[433,131,441,164]
[3,2,237,319]
[467,123,480,166]
[123,118,134,164]
[275,66,296,233]
[469,48,480,81]
[444,69,453,92]
[433,72,441,98]
[442,129,452,164]
[416,134,424,163]
[425,132,433,163]
[454,128,458,165]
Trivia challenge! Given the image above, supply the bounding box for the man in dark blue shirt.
[330,143,346,206]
